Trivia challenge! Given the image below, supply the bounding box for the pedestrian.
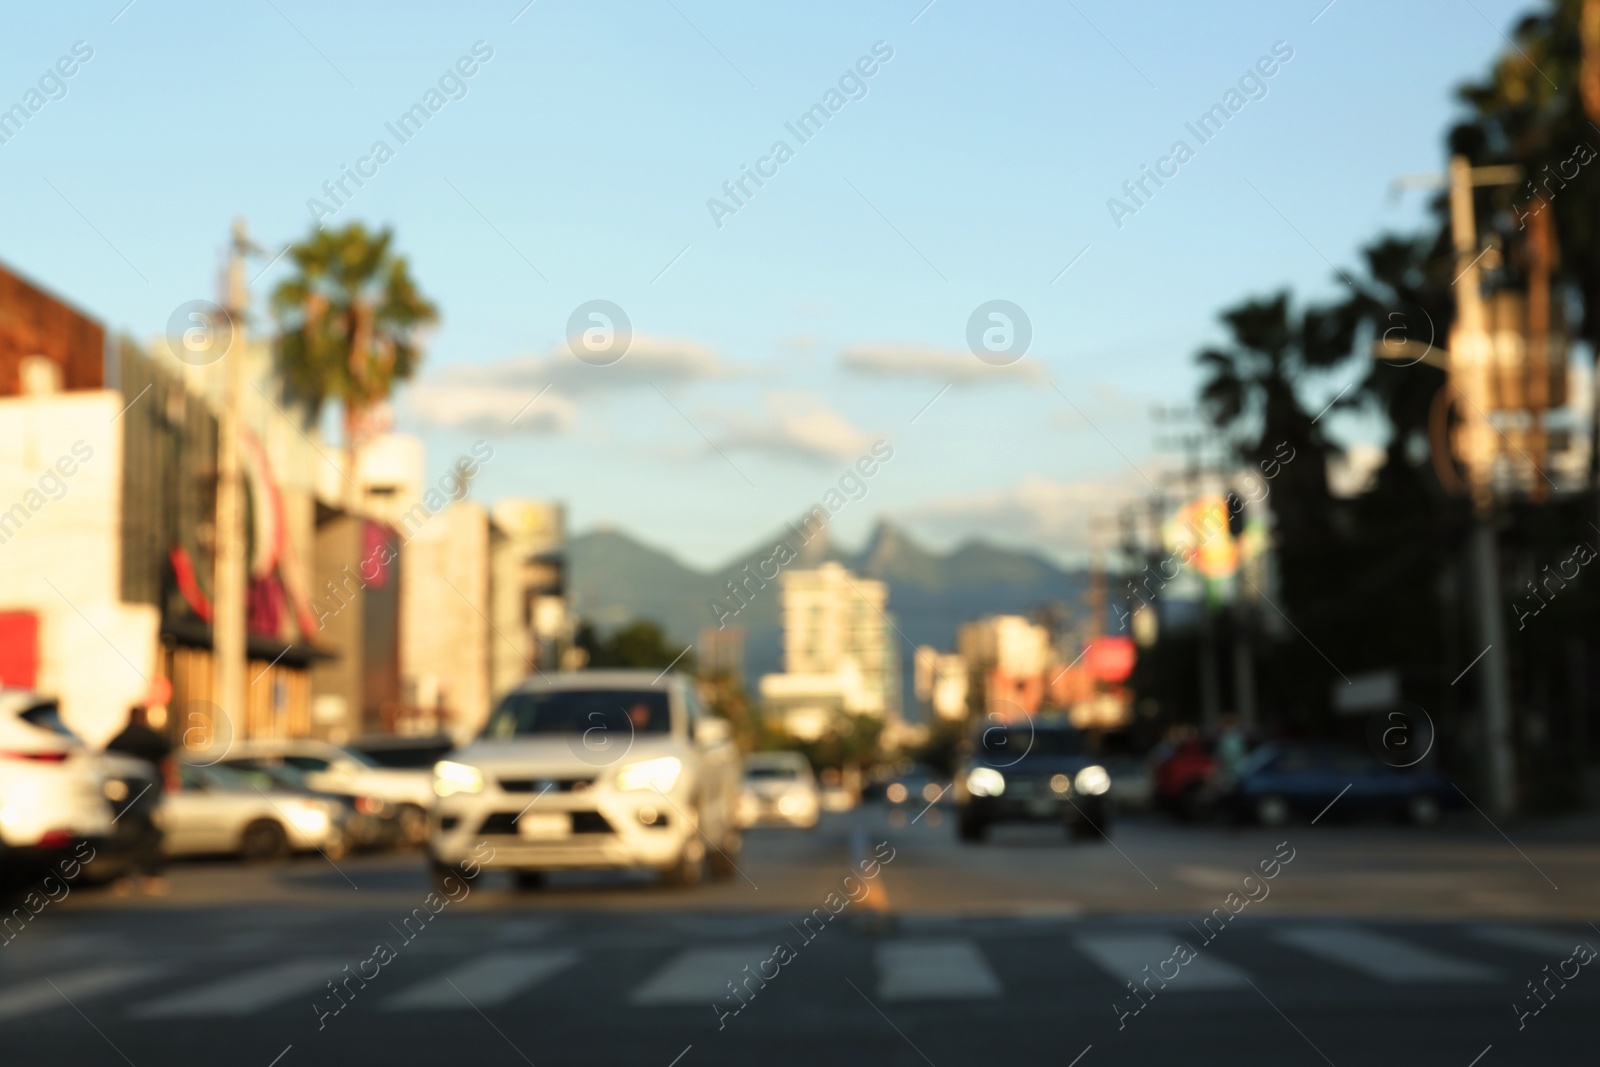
[104,704,173,897]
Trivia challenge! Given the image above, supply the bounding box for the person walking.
[104,705,173,896]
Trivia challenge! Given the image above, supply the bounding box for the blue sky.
[0,0,1527,568]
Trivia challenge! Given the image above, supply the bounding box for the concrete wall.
[402,501,491,738]
[0,391,159,746]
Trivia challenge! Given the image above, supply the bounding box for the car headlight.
[433,761,484,798]
[1075,765,1111,796]
[615,756,683,793]
[966,766,1006,797]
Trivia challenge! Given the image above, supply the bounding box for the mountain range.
[566,521,1089,700]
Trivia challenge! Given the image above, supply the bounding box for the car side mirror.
[695,718,731,746]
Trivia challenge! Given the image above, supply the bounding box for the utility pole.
[1391,160,1524,815]
[212,219,253,746]
[1447,156,1519,820]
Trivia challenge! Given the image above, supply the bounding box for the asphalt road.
[3,804,1597,1066]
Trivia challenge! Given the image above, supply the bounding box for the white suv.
[0,689,160,881]
[428,671,741,888]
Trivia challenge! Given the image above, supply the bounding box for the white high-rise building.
[759,562,898,740]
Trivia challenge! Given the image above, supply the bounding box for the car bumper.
[429,791,695,871]
[965,794,1110,825]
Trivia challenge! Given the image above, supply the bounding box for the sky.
[0,0,1533,569]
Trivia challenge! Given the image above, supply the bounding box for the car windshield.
[180,763,258,792]
[976,726,1085,760]
[223,761,313,792]
[19,702,81,742]
[484,689,672,739]
[329,745,382,769]
[745,765,799,781]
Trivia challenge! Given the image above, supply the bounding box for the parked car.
[0,689,160,882]
[871,764,950,808]
[1216,741,1459,826]
[349,734,455,770]
[224,739,434,844]
[953,721,1112,842]
[427,670,742,889]
[162,762,349,861]
[1150,734,1220,820]
[1104,755,1155,811]
[216,757,401,851]
[737,752,820,829]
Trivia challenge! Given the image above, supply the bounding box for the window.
[485,689,672,739]
[283,755,331,772]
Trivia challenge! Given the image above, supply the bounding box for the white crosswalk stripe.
[386,950,578,1009]
[876,940,1000,1001]
[0,965,154,1022]
[1275,927,1496,982]
[1073,935,1250,991]
[129,959,344,1018]
[1470,926,1594,957]
[630,944,777,1006]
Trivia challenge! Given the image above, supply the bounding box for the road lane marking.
[0,966,153,1022]
[630,945,777,1005]
[1469,925,1593,956]
[1074,935,1249,990]
[1275,927,1496,982]
[129,960,343,1018]
[877,940,1000,1001]
[386,950,578,1009]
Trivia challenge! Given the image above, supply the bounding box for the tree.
[574,620,690,671]
[270,224,437,499]
[1195,292,1357,609]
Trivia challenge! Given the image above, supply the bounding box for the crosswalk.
[3,921,1594,1023]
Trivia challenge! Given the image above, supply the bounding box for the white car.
[0,689,159,880]
[162,762,347,861]
[737,752,820,829]
[428,671,741,888]
[224,739,434,844]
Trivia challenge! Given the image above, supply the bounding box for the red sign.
[1084,637,1136,683]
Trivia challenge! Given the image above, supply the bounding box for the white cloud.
[711,392,877,464]
[406,383,577,435]
[405,333,746,434]
[897,475,1147,558]
[842,343,1048,385]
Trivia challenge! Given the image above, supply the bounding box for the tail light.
[355,796,384,814]
[35,830,76,849]
[1,750,69,762]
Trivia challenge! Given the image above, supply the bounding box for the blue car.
[1218,742,1458,827]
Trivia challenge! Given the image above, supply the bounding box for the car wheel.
[957,811,987,842]
[1407,793,1441,827]
[397,805,429,847]
[1071,811,1108,842]
[1177,784,1207,823]
[663,842,705,887]
[513,869,547,891]
[323,830,351,861]
[239,819,289,863]
[707,827,741,881]
[429,861,470,894]
[1255,794,1291,827]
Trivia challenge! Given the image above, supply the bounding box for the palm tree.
[270,224,438,501]
[1196,292,1353,500]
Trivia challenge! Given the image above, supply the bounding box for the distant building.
[957,614,1055,716]
[697,623,744,681]
[913,646,969,721]
[758,562,898,740]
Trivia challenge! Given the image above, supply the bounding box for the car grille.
[498,777,594,793]
[476,810,616,835]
